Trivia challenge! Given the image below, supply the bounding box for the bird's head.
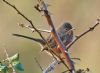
[58,22,73,33]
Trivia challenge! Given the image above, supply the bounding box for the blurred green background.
[0,0,100,73]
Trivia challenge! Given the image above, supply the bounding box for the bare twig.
[34,57,44,71]
[71,58,81,61]
[67,19,100,51]
[18,23,51,33]
[2,0,45,42]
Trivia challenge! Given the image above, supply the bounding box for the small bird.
[13,22,74,56]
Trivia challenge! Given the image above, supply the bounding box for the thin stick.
[67,19,100,51]
[3,48,16,73]
[71,58,81,61]
[34,57,44,71]
[18,23,51,33]
[28,28,51,33]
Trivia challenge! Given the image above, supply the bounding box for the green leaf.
[0,62,9,73]
[9,53,19,63]
[8,53,24,71]
[14,63,24,71]
[0,63,6,71]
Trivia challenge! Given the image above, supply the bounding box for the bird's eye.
[65,28,68,30]
[64,28,68,31]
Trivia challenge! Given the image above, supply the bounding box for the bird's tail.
[12,34,45,45]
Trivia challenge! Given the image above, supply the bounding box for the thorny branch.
[3,0,70,71]
[2,0,59,63]
[35,0,75,72]
[2,0,100,73]
[2,0,72,72]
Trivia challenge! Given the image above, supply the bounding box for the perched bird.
[13,22,74,56]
